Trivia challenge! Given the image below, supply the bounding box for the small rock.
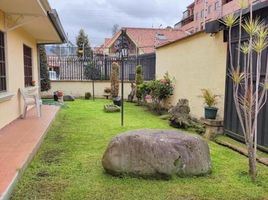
[63,95,75,101]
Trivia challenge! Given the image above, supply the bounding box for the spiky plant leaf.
[221,14,239,28]
[242,17,262,36]
[257,25,268,39]
[240,42,251,54]
[253,38,268,53]
[230,69,245,84]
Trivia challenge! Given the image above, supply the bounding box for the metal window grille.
[23,45,32,87]
[0,31,6,92]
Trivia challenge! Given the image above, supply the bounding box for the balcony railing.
[181,14,194,26]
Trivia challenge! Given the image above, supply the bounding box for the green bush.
[142,73,174,102]
[85,92,91,99]
[137,72,174,113]
[137,82,151,99]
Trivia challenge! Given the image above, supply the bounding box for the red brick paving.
[0,105,59,199]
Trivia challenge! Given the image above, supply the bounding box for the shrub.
[85,92,91,99]
[149,73,174,103]
[137,72,175,114]
[137,82,151,99]
[110,62,120,98]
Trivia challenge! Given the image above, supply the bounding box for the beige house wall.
[0,10,38,129]
[156,31,227,119]
[42,81,132,99]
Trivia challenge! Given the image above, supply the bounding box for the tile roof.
[101,27,187,54]
[94,38,111,54]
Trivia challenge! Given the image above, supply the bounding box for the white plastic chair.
[19,87,42,118]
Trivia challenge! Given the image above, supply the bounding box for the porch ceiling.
[0,0,65,44]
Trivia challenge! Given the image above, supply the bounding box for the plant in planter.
[200,89,219,119]
[104,87,111,99]
[31,80,36,87]
[85,92,91,100]
[110,62,121,106]
[104,87,111,94]
[54,90,64,103]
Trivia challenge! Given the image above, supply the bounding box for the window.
[0,31,6,92]
[208,5,212,14]
[156,33,167,40]
[215,1,220,10]
[201,9,204,18]
[195,12,199,20]
[23,45,32,87]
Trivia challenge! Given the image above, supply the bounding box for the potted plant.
[110,62,121,106]
[31,80,36,87]
[57,91,64,98]
[104,87,111,99]
[200,89,219,120]
[104,87,111,94]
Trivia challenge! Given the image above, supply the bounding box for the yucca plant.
[224,2,268,181]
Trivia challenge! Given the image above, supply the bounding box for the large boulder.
[102,129,211,179]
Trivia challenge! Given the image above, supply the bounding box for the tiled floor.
[0,105,59,199]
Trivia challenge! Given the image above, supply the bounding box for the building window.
[195,12,199,20]
[23,45,32,87]
[215,1,220,10]
[201,9,204,18]
[0,31,6,92]
[208,5,212,14]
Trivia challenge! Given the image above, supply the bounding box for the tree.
[223,1,268,181]
[76,29,92,58]
[135,65,143,101]
[112,24,120,35]
[39,45,51,92]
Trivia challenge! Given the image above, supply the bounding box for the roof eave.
[47,9,67,43]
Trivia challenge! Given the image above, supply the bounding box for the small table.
[103,94,110,99]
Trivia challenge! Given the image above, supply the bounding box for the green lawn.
[11,100,268,200]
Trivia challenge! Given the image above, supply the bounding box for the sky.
[48,0,193,47]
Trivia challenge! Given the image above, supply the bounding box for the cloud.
[48,0,192,46]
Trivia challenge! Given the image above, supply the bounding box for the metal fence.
[47,53,155,81]
[224,5,268,150]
